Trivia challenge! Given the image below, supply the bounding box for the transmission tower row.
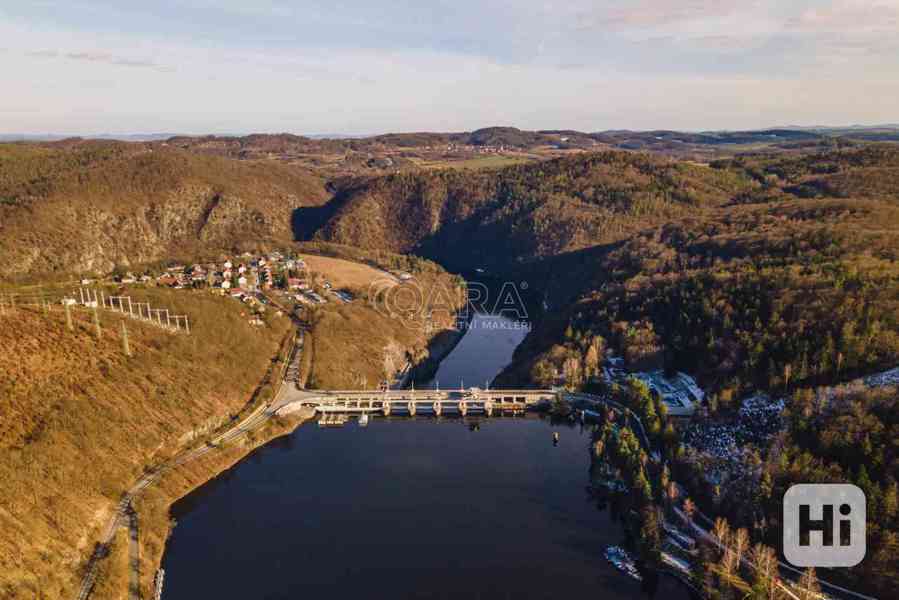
[76,288,190,334]
[0,287,190,334]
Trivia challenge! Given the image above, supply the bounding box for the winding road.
[74,335,309,600]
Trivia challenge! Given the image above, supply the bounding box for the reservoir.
[160,311,692,600]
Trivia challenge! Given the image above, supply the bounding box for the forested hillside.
[313,151,754,271]
[496,146,899,395]
[501,196,899,391]
[4,141,897,397]
[771,386,899,593]
[480,146,899,596]
[0,140,328,278]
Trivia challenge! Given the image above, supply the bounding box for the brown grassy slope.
[0,140,329,278]
[313,151,755,272]
[305,264,466,389]
[0,289,291,599]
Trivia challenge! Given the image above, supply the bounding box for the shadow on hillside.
[511,241,627,302]
[414,209,627,304]
[291,204,339,241]
[293,177,627,305]
[291,181,354,241]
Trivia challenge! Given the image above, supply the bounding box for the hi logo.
[783,484,866,567]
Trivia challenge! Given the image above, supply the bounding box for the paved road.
[128,510,140,600]
[74,335,305,600]
[672,505,805,600]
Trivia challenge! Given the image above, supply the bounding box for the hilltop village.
[92,251,414,326]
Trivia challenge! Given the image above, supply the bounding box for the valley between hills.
[2,128,899,598]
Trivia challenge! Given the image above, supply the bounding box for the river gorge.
[160,310,693,600]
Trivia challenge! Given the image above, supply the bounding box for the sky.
[1,1,898,135]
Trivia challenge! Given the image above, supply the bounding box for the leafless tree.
[683,497,696,530]
[732,527,749,571]
[797,567,820,600]
[750,543,779,600]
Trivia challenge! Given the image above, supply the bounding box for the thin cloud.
[111,58,161,69]
[66,51,114,62]
[688,35,767,51]
[2,1,897,133]
[26,49,59,58]
[25,49,171,71]
[595,0,756,29]
[790,0,899,33]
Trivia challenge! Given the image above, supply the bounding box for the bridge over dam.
[277,388,559,417]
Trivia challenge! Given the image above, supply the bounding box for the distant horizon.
[6,2,899,133]
[3,121,899,143]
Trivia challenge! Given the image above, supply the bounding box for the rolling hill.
[301,144,899,393]
[309,151,755,272]
[0,140,328,278]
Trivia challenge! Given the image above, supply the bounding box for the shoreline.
[132,289,504,597]
[138,409,314,598]
[141,307,467,597]
[145,410,697,600]
[74,323,303,600]
[403,307,474,387]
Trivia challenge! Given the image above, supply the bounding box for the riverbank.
[139,302,468,596]
[123,321,322,599]
[299,267,466,389]
[403,308,473,387]
[69,319,302,600]
[134,407,315,597]
[152,306,541,599]
[0,290,296,600]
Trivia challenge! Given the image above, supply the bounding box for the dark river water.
[160,313,692,600]
[420,313,531,390]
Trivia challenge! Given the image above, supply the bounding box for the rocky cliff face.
[0,141,329,277]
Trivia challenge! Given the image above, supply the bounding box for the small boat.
[358,413,369,427]
[604,546,642,582]
[317,414,348,427]
[597,479,627,493]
